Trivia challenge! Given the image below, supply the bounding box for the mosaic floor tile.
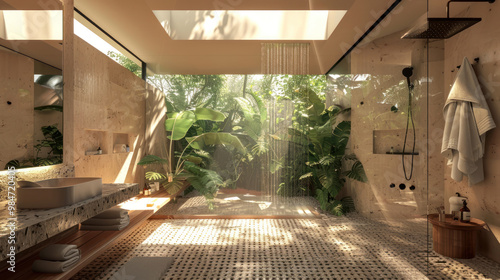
[73,212,500,280]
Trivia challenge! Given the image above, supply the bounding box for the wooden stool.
[428,214,485,259]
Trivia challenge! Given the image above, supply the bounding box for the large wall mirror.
[0,0,63,170]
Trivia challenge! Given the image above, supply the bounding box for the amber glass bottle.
[460,200,470,223]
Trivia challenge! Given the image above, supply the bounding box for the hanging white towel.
[442,57,496,185]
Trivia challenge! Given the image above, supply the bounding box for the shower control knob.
[410,185,416,191]
[399,183,406,190]
[390,183,396,188]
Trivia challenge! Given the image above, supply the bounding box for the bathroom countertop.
[0,183,140,261]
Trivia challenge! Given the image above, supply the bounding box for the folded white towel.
[32,256,80,273]
[93,208,128,219]
[39,244,80,261]
[81,215,130,226]
[80,220,130,231]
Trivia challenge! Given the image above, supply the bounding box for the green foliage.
[165,111,197,140]
[108,51,141,77]
[5,125,63,169]
[288,89,367,215]
[344,161,368,183]
[34,105,63,112]
[155,75,225,111]
[165,108,225,140]
[183,162,223,209]
[186,132,246,154]
[145,171,166,181]
[137,155,169,166]
[194,108,226,122]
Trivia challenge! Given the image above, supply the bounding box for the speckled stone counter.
[0,183,140,261]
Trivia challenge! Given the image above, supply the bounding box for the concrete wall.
[336,31,445,220]
[68,36,146,185]
[441,1,500,263]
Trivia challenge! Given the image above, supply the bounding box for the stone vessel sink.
[17,178,102,209]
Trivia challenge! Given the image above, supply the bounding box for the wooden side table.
[428,214,485,259]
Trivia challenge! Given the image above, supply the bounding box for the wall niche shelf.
[373,129,420,155]
[112,132,135,154]
[84,129,109,155]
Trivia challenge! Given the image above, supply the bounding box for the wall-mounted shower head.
[402,0,495,39]
[402,67,413,78]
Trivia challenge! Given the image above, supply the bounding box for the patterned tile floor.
[73,212,500,280]
[154,194,319,217]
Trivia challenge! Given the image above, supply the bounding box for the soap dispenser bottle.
[450,192,467,220]
[460,200,471,223]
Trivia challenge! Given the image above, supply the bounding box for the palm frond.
[340,196,356,214]
[344,161,368,183]
[319,155,336,165]
[145,171,166,181]
[299,172,313,180]
[137,155,169,166]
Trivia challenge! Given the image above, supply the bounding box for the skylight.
[153,10,347,40]
[0,10,62,40]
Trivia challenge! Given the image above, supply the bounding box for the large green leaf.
[194,108,226,121]
[162,178,186,195]
[165,111,196,140]
[248,91,267,123]
[145,171,166,181]
[165,98,175,113]
[186,132,247,154]
[345,161,368,183]
[340,196,356,214]
[234,97,262,140]
[34,105,63,112]
[303,88,325,117]
[137,155,169,166]
[183,162,223,200]
[332,121,351,156]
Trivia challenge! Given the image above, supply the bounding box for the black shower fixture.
[402,0,495,39]
[401,66,416,181]
[402,67,414,89]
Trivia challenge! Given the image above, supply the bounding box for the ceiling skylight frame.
[153,10,347,40]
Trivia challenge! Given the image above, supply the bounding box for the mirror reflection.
[0,0,63,170]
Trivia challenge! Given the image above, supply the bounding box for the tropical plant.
[138,104,248,207]
[290,89,368,216]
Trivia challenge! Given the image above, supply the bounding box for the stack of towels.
[80,208,130,231]
[32,244,80,273]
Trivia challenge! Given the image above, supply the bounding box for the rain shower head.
[401,18,481,39]
[402,0,495,39]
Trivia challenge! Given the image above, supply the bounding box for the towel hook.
[452,57,479,72]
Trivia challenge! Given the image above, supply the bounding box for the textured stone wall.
[441,1,500,263]
[333,31,445,220]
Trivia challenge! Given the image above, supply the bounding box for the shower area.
[151,0,442,221]
[73,0,500,279]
